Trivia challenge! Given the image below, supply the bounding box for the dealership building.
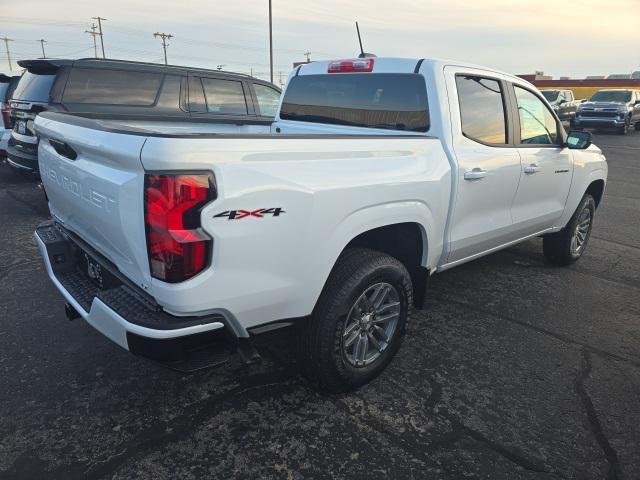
[519,72,640,100]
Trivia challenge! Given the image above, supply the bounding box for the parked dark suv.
[1,73,22,155]
[6,58,281,173]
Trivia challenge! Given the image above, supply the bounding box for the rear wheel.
[635,121,640,131]
[543,194,595,266]
[299,248,412,392]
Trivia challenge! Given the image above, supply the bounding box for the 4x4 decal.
[214,208,285,220]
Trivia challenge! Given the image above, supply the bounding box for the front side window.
[514,85,558,145]
[63,68,163,105]
[253,84,280,117]
[541,90,559,103]
[201,78,247,115]
[456,75,507,145]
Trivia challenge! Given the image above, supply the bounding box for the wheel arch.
[585,179,605,208]
[338,222,430,309]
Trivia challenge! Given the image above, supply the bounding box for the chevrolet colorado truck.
[540,89,581,122]
[34,57,607,392]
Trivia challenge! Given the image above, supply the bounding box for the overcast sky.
[1,0,638,83]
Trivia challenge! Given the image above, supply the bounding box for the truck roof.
[296,56,521,82]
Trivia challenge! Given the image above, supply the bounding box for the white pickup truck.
[34,57,607,391]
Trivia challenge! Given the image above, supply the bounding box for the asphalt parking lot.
[0,130,639,480]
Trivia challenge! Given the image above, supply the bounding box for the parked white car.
[34,57,607,391]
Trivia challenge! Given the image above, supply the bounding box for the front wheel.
[618,119,630,135]
[299,248,412,392]
[543,194,596,266]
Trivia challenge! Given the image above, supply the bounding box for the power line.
[153,32,173,65]
[0,36,13,70]
[91,16,106,58]
[85,24,99,58]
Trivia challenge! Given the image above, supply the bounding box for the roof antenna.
[356,21,365,58]
[355,21,376,58]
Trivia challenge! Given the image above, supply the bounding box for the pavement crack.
[44,371,299,480]
[441,297,640,369]
[574,348,622,480]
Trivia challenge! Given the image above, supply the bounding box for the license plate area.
[75,247,121,291]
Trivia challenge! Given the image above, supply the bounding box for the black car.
[6,58,281,173]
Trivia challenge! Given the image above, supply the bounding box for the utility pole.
[1,36,13,71]
[85,24,99,58]
[268,0,273,83]
[304,51,311,62]
[92,16,106,58]
[39,39,47,58]
[153,32,173,65]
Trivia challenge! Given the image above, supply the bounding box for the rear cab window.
[279,73,429,132]
[62,68,163,105]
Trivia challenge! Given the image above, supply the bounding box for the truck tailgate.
[36,113,151,289]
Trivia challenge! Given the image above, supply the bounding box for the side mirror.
[566,129,592,150]
[558,99,566,105]
[634,100,640,105]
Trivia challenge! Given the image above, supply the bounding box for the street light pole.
[269,0,273,83]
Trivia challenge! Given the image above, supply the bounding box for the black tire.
[543,194,596,266]
[299,248,412,392]
[635,121,640,131]
[617,118,630,135]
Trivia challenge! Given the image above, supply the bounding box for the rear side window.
[11,71,56,103]
[201,78,248,115]
[254,83,280,117]
[456,75,507,145]
[63,68,163,105]
[280,73,429,132]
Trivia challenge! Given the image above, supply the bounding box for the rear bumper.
[35,222,237,367]
[6,143,38,172]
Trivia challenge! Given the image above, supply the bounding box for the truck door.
[509,83,573,235]
[444,68,523,264]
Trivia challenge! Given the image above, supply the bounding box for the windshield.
[11,71,56,103]
[541,91,559,102]
[589,91,632,103]
[280,73,429,132]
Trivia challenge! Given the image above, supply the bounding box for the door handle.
[49,138,77,160]
[524,163,540,174]
[464,168,487,181]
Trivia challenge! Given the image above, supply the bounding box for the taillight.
[327,58,374,73]
[1,103,10,129]
[144,173,215,283]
